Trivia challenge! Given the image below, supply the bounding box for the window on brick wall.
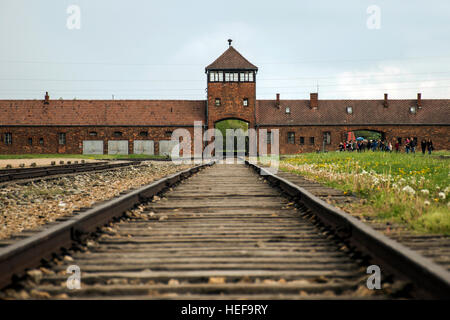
[165,131,173,137]
[300,137,305,145]
[215,98,221,106]
[114,131,123,137]
[346,106,353,114]
[323,132,331,145]
[89,132,98,137]
[225,73,230,82]
[58,133,66,145]
[39,138,44,145]
[140,131,148,137]
[310,137,315,145]
[28,138,33,145]
[267,131,272,144]
[288,132,295,144]
[243,98,248,107]
[4,133,12,145]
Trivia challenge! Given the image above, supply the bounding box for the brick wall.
[0,126,195,155]
[207,82,256,128]
[258,125,450,154]
[1,124,448,155]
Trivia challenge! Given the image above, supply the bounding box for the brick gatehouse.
[1,42,449,155]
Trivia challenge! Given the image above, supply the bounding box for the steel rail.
[245,160,450,299]
[0,161,214,290]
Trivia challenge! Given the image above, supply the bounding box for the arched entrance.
[349,129,385,141]
[214,118,249,156]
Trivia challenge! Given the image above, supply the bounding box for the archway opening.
[350,130,385,141]
[214,119,249,156]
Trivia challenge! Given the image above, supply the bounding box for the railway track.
[0,161,143,184]
[0,161,449,300]
[274,169,450,272]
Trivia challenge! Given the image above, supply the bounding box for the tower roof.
[205,46,258,71]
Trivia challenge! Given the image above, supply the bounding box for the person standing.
[427,139,434,154]
[395,140,400,153]
[410,137,416,153]
[405,138,410,154]
[421,139,427,154]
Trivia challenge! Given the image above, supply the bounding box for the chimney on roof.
[276,93,280,108]
[44,92,49,104]
[228,39,232,47]
[417,93,422,108]
[384,93,388,108]
[310,93,318,109]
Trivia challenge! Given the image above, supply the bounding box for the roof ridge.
[205,46,258,71]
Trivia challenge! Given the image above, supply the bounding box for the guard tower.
[205,40,258,129]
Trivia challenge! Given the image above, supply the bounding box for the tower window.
[233,73,238,82]
[4,133,12,145]
[243,98,248,107]
[287,132,295,144]
[240,73,245,82]
[215,98,221,106]
[210,72,222,82]
[225,73,230,82]
[58,133,66,145]
[249,72,254,82]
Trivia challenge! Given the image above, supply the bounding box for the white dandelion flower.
[402,186,416,195]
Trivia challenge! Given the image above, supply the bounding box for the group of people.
[338,138,434,154]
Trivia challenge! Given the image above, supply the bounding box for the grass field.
[279,151,450,234]
[0,154,168,160]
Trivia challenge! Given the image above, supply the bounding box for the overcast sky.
[0,0,449,100]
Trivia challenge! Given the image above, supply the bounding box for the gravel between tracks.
[0,161,192,240]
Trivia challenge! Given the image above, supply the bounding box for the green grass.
[280,151,450,234]
[0,154,169,160]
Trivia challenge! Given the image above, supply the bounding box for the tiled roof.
[206,46,258,71]
[1,98,448,127]
[256,99,450,125]
[0,100,206,126]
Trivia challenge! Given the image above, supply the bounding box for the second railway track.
[1,161,449,299]
[0,161,144,184]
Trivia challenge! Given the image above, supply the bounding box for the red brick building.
[1,43,449,155]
